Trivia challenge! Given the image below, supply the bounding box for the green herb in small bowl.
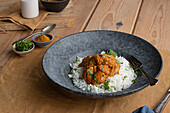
[13,40,35,56]
[15,40,33,51]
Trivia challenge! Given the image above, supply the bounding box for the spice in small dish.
[35,34,51,42]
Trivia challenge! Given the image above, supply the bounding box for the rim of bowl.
[32,33,53,44]
[41,0,69,3]
[13,42,35,53]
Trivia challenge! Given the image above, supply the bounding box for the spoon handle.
[12,32,41,45]
[153,89,170,113]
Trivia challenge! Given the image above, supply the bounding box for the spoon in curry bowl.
[12,24,56,45]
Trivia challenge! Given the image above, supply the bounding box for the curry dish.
[79,54,120,85]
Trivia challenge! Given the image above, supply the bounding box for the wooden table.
[0,0,169,113]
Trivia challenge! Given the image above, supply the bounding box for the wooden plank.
[85,0,142,33]
[0,0,100,69]
[0,1,100,112]
[0,30,33,69]
[0,0,74,31]
[133,0,170,51]
[52,0,100,38]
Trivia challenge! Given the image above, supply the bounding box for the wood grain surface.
[0,30,33,69]
[0,0,74,31]
[133,1,170,112]
[0,0,100,112]
[0,0,100,69]
[133,0,170,51]
[86,0,142,33]
[52,0,100,38]
[0,0,170,113]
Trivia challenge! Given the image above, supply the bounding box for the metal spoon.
[12,24,56,45]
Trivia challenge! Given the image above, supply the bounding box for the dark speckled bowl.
[42,30,163,98]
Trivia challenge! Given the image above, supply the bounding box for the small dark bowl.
[32,33,53,47]
[40,0,70,12]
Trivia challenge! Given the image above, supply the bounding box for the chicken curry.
[79,54,120,85]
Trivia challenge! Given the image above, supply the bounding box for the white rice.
[68,51,137,93]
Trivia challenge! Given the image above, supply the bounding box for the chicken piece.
[93,54,103,65]
[115,63,121,74]
[82,66,94,84]
[79,54,121,85]
[92,71,108,85]
[97,65,111,75]
[93,54,116,67]
[86,58,96,68]
[102,54,116,67]
[79,56,92,67]
[110,63,121,76]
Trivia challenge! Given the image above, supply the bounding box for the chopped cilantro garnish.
[96,85,102,88]
[116,60,123,64]
[111,86,116,90]
[94,54,97,57]
[85,72,89,78]
[123,76,127,80]
[102,75,105,77]
[104,80,110,90]
[90,72,93,76]
[115,72,118,74]
[104,60,107,63]
[101,67,104,71]
[73,68,77,71]
[94,78,98,81]
[88,61,91,65]
[129,64,133,69]
[69,71,72,74]
[84,65,87,68]
[73,61,78,63]
[93,74,97,78]
[106,49,117,57]
[132,80,136,83]
[15,40,33,51]
[102,55,105,58]
[85,72,89,76]
[135,71,141,76]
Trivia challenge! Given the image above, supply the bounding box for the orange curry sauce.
[79,54,120,85]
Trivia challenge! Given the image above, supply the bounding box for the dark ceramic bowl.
[42,30,163,98]
[40,0,70,12]
[32,33,53,47]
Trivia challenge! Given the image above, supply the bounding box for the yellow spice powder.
[35,34,51,42]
